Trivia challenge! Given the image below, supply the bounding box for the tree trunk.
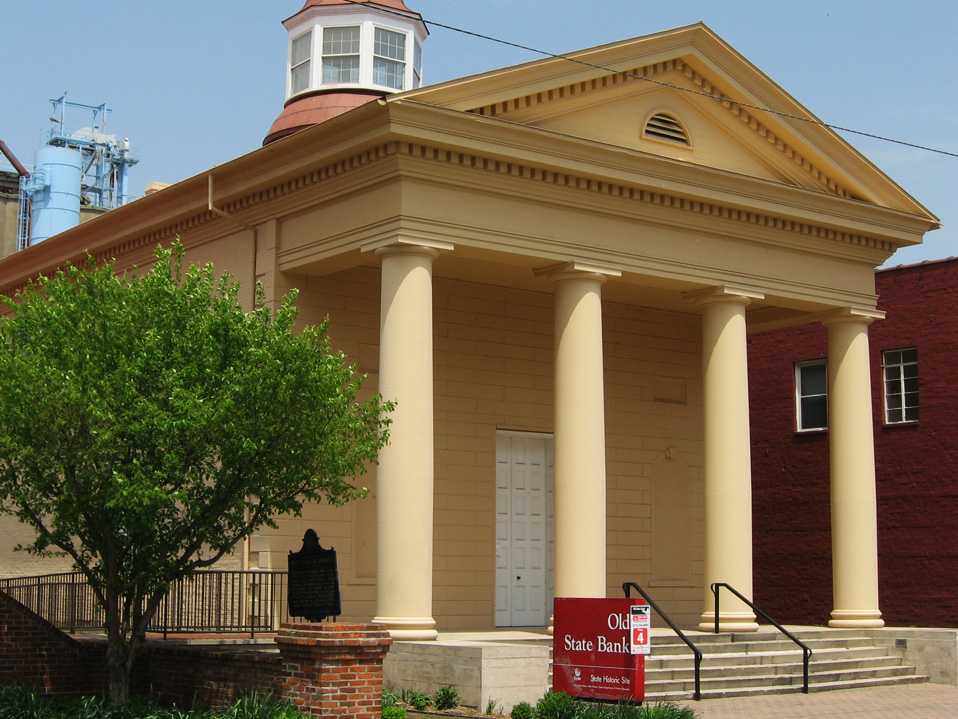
[103,577,138,705]
[107,649,131,706]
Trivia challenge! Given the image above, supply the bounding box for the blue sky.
[2,1,956,267]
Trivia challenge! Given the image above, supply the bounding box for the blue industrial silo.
[25,145,82,245]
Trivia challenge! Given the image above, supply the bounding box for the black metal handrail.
[623,582,702,701]
[710,582,812,693]
[0,570,290,638]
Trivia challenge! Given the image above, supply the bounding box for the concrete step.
[638,628,928,701]
[647,645,895,670]
[648,636,875,656]
[647,668,926,699]
[647,662,917,691]
[647,654,908,681]
[647,672,930,701]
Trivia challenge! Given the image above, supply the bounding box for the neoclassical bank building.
[0,1,938,641]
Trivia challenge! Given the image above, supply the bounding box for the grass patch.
[0,685,303,719]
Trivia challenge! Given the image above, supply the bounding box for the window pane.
[904,406,919,421]
[801,396,828,429]
[413,42,422,88]
[901,348,918,363]
[323,56,359,83]
[375,28,405,61]
[887,407,903,423]
[291,63,310,94]
[800,363,826,395]
[324,26,360,55]
[374,58,404,89]
[292,32,311,66]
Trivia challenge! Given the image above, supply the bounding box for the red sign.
[553,598,646,702]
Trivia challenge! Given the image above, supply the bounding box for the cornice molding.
[385,141,895,254]
[468,58,854,200]
[1,132,895,300]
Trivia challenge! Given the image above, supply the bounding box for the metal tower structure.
[46,96,138,209]
[16,97,138,250]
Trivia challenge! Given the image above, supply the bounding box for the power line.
[341,0,958,160]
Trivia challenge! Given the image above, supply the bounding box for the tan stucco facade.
[0,25,939,633]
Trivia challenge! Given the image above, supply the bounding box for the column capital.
[361,237,454,259]
[683,285,764,308]
[816,306,884,327]
[534,260,622,284]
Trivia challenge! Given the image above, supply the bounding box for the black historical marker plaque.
[288,529,341,621]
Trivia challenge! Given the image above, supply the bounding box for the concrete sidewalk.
[686,684,958,719]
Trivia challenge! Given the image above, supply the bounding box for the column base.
[829,609,884,628]
[372,616,438,641]
[698,611,759,633]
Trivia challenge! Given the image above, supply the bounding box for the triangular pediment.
[401,24,936,220]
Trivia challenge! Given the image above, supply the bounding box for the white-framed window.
[290,31,312,95]
[413,41,423,88]
[373,27,406,90]
[795,360,827,431]
[883,348,919,423]
[322,26,361,84]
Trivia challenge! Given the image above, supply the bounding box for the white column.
[371,244,441,640]
[823,310,884,628]
[688,287,763,632]
[538,261,620,600]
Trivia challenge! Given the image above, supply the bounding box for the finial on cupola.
[264,0,428,145]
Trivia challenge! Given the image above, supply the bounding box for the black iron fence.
[0,570,290,638]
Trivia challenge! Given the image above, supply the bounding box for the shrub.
[510,701,533,719]
[0,687,304,719]
[383,707,408,719]
[434,686,460,711]
[534,692,577,719]
[408,692,431,711]
[382,689,400,710]
[639,702,697,719]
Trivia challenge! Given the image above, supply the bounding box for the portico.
[0,24,937,635]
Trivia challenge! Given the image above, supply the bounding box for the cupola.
[264,0,428,145]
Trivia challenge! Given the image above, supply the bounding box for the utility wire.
[342,0,958,159]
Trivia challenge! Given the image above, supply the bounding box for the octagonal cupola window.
[283,0,428,100]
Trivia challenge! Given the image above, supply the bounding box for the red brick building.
[748,258,958,628]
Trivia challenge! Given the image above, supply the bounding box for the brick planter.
[275,623,393,719]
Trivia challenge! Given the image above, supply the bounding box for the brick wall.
[1,590,390,714]
[145,645,282,709]
[0,590,105,695]
[748,259,958,628]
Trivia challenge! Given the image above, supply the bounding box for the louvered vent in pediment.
[644,113,690,146]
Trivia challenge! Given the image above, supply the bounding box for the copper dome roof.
[263,91,381,145]
[298,0,416,11]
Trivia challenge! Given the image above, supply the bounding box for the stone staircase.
[644,628,929,701]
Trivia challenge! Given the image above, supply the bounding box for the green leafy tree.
[0,242,392,704]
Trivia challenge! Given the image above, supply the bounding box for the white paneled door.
[496,433,554,627]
